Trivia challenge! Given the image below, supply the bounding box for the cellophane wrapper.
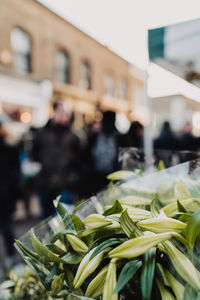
[118,147,200,170]
[15,149,200,300]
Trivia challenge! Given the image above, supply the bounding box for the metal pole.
[144,45,153,172]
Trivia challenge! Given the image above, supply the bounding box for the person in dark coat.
[32,102,81,218]
[154,121,179,150]
[179,122,199,151]
[154,121,181,167]
[0,121,20,262]
[83,111,120,195]
[120,121,144,148]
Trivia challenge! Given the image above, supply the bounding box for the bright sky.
[39,0,200,98]
[39,0,200,68]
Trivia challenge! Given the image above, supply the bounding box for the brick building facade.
[0,0,144,125]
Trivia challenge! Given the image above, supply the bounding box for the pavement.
[0,196,42,277]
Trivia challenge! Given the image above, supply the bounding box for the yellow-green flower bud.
[66,234,88,253]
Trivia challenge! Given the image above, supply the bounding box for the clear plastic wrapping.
[15,154,200,300]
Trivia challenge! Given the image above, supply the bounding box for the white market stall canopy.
[148,18,200,88]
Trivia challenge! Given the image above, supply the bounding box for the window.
[104,73,114,96]
[119,79,128,100]
[56,50,70,83]
[11,27,32,73]
[79,61,91,90]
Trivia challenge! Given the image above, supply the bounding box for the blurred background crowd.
[1,103,200,272]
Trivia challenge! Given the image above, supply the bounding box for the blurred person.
[154,121,181,167]
[78,117,102,148]
[79,116,102,198]
[32,102,80,218]
[78,118,102,197]
[89,119,102,134]
[19,126,40,218]
[0,120,20,266]
[84,111,120,195]
[154,121,179,150]
[120,121,144,148]
[179,122,199,151]
[85,118,102,142]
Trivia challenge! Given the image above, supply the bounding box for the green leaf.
[15,239,39,263]
[156,279,175,300]
[62,251,83,264]
[73,200,84,214]
[64,266,84,295]
[184,284,200,300]
[107,180,114,191]
[46,244,66,256]
[151,195,162,217]
[44,262,59,289]
[156,263,169,287]
[30,229,65,263]
[107,170,135,181]
[70,214,85,232]
[119,195,152,206]
[88,232,123,251]
[63,266,74,289]
[177,200,187,213]
[56,199,76,231]
[141,248,156,300]
[175,181,192,200]
[105,215,120,223]
[164,268,185,300]
[120,210,142,237]
[186,208,200,248]
[113,260,142,294]
[66,234,88,253]
[51,228,77,243]
[103,200,123,216]
[157,160,165,171]
[179,213,191,223]
[163,240,200,290]
[25,257,51,290]
[51,273,64,296]
[138,167,144,176]
[90,238,125,260]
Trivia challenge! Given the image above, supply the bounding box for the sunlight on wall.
[192,111,200,136]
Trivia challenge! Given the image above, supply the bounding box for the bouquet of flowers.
[0,266,50,300]
[15,158,200,300]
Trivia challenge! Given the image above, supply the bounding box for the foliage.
[0,266,50,300]
[15,170,200,300]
